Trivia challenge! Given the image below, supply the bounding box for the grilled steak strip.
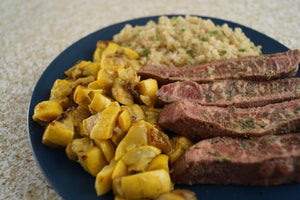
[138,50,300,85]
[158,99,300,140]
[157,78,300,108]
[172,134,300,186]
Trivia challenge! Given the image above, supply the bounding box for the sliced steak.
[157,78,300,108]
[138,50,300,84]
[172,134,300,186]
[158,99,300,140]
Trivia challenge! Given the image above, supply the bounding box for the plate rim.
[27,14,291,199]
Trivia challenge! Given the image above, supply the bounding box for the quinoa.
[113,16,262,67]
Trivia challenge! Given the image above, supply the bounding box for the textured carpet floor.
[0,0,299,199]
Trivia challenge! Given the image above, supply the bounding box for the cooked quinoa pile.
[113,16,262,67]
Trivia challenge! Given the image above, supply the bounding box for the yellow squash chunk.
[112,160,129,197]
[71,137,94,155]
[114,121,148,160]
[168,136,193,164]
[78,146,107,176]
[90,102,121,139]
[42,109,74,148]
[114,197,126,200]
[65,142,77,161]
[127,59,141,71]
[81,113,99,136]
[93,47,102,62]
[83,62,100,77]
[97,68,116,89]
[94,139,116,162]
[122,104,145,122]
[122,47,139,59]
[50,79,73,108]
[138,78,158,106]
[95,160,117,196]
[141,106,161,125]
[156,190,197,200]
[146,122,172,154]
[33,100,63,124]
[111,126,126,145]
[121,146,161,172]
[73,86,92,107]
[117,109,131,132]
[101,42,120,58]
[72,105,90,127]
[72,76,95,88]
[118,169,172,199]
[147,154,169,172]
[112,160,129,180]
[88,81,102,89]
[65,60,91,79]
[112,78,134,106]
[89,93,112,114]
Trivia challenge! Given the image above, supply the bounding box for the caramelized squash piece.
[112,78,134,105]
[33,100,63,125]
[138,78,158,106]
[168,136,193,164]
[147,154,169,172]
[115,120,148,160]
[94,139,116,162]
[42,108,74,148]
[116,169,172,199]
[95,160,117,196]
[89,93,112,114]
[90,102,121,139]
[117,109,131,132]
[50,79,73,108]
[121,146,161,172]
[78,146,107,176]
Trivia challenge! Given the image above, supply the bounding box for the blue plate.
[27,15,300,200]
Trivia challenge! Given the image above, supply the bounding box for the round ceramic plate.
[28,15,300,200]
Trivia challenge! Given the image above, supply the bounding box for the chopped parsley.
[263,138,271,144]
[239,48,246,52]
[181,28,186,32]
[222,30,226,36]
[229,107,236,113]
[187,49,193,57]
[221,50,227,55]
[154,35,160,41]
[201,37,208,41]
[238,117,255,129]
[208,151,221,157]
[241,141,247,150]
[209,30,219,36]
[143,48,149,57]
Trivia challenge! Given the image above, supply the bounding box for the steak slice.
[138,50,300,85]
[157,78,300,108]
[158,100,300,140]
[172,134,300,186]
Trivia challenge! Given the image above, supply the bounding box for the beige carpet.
[0,0,299,199]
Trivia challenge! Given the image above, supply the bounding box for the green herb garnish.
[187,49,193,57]
[208,151,221,157]
[229,107,236,113]
[263,138,271,144]
[238,117,255,129]
[143,48,149,57]
[239,48,245,52]
[209,30,218,36]
[154,35,160,41]
[181,28,186,32]
[201,37,208,41]
[222,30,226,36]
[221,50,227,55]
